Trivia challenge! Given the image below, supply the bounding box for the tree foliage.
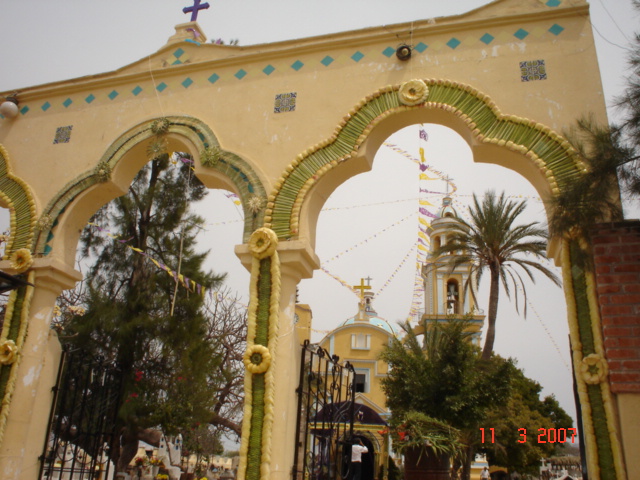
[429,191,561,360]
[57,155,245,470]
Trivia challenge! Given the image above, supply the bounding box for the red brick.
[617,337,640,347]
[610,294,640,304]
[595,265,611,275]
[610,372,640,383]
[602,305,635,316]
[622,254,640,263]
[623,284,640,294]
[597,284,622,295]
[622,360,640,370]
[605,348,639,359]
[597,274,640,285]
[607,360,623,371]
[604,338,619,348]
[601,316,638,326]
[603,326,634,336]
[612,263,640,273]
[608,245,640,255]
[593,246,607,255]
[611,383,640,393]
[594,254,622,265]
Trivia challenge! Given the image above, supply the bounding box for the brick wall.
[590,220,640,394]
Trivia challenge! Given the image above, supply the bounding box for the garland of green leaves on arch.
[33,116,267,256]
[0,145,37,447]
[263,78,623,479]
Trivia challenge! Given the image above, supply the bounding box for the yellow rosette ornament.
[9,248,33,273]
[398,79,429,106]
[249,227,278,260]
[580,353,608,385]
[244,344,272,374]
[0,340,18,365]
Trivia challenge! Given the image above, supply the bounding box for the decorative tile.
[208,73,220,84]
[548,24,564,36]
[174,48,185,58]
[520,59,547,81]
[172,59,183,65]
[446,37,461,49]
[157,82,168,92]
[132,86,143,96]
[351,51,365,62]
[414,42,428,53]
[382,47,395,58]
[514,28,529,40]
[63,98,73,108]
[85,94,95,104]
[41,102,51,111]
[480,33,494,45]
[321,56,334,66]
[182,77,194,88]
[235,69,247,79]
[108,90,119,100]
[291,60,304,71]
[546,0,561,6]
[274,92,296,113]
[263,64,276,75]
[20,106,29,115]
[53,126,73,144]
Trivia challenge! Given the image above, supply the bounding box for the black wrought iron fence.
[39,346,123,480]
[293,340,356,480]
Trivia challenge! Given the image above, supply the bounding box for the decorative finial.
[183,0,210,21]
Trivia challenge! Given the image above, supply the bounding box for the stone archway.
[260,80,624,479]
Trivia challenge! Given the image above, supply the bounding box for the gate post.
[0,257,82,479]
[235,237,319,480]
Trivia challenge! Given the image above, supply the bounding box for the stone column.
[0,257,82,480]
[235,238,319,480]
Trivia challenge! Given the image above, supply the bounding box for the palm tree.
[430,190,561,360]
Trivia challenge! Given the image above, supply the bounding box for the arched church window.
[446,280,460,315]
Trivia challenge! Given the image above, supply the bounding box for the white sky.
[1,0,639,428]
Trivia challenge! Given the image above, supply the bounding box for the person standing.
[351,438,368,480]
[480,466,490,479]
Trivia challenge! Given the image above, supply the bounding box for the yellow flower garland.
[0,340,18,365]
[249,228,278,260]
[243,344,272,374]
[398,79,429,106]
[9,248,33,273]
[580,353,608,385]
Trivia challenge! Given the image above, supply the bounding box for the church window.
[351,334,371,350]
[354,369,369,393]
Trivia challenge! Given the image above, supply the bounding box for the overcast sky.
[1,0,639,428]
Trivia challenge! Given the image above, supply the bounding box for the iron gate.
[39,346,123,480]
[293,340,356,480]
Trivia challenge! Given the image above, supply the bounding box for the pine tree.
[62,154,230,471]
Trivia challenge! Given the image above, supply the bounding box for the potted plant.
[391,411,463,480]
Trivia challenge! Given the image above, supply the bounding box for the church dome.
[341,315,400,335]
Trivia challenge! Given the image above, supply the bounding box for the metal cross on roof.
[352,278,371,300]
[183,0,210,21]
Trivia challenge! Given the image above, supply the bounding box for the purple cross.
[183,0,210,21]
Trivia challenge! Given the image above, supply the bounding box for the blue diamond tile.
[263,64,275,75]
[546,0,561,6]
[41,102,51,111]
[382,46,395,57]
[108,90,119,100]
[447,38,461,49]
[414,42,427,53]
[63,98,72,108]
[321,56,334,66]
[549,24,564,35]
[182,77,193,88]
[19,106,29,115]
[291,60,304,71]
[172,59,182,65]
[480,33,494,45]
[235,69,247,79]
[208,73,220,84]
[174,48,185,58]
[157,82,168,92]
[132,86,143,96]
[351,51,364,62]
[85,94,95,104]
[514,29,529,40]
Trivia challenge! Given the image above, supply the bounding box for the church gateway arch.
[0,0,634,479]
